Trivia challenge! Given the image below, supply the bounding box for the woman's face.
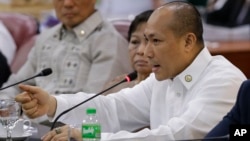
[128,23,152,75]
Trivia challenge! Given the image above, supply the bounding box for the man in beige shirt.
[1,0,132,99]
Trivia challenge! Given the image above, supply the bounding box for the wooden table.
[207,40,250,78]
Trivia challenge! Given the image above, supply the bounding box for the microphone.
[0,68,53,91]
[50,71,137,130]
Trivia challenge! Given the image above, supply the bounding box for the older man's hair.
[162,1,204,45]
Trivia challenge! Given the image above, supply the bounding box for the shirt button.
[185,75,192,82]
[176,92,181,97]
[80,30,85,36]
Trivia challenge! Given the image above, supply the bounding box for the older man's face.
[53,0,96,29]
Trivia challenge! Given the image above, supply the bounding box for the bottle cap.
[86,108,96,114]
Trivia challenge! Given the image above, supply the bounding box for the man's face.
[144,9,187,81]
[53,0,96,29]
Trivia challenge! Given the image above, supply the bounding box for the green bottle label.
[82,124,101,139]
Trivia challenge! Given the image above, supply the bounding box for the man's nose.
[144,42,153,59]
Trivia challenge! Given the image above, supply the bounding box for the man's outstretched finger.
[18,84,39,94]
[15,92,32,103]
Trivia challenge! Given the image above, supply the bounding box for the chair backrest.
[10,36,37,73]
[0,12,39,73]
[0,12,39,48]
[110,19,131,40]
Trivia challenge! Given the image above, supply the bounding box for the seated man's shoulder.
[38,24,62,39]
[33,24,62,46]
[207,56,246,79]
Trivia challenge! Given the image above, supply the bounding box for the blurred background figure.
[206,0,250,27]
[203,0,250,41]
[0,20,16,87]
[103,10,153,95]
[39,10,59,32]
[0,51,11,87]
[96,0,164,20]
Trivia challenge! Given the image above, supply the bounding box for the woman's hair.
[127,10,154,41]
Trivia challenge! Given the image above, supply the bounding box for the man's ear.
[184,33,196,51]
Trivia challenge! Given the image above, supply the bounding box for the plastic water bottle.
[82,108,101,141]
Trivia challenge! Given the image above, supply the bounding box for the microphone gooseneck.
[0,68,53,91]
[50,71,137,130]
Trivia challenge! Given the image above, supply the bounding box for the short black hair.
[127,10,154,41]
[162,1,204,44]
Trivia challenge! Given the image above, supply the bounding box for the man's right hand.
[15,84,56,118]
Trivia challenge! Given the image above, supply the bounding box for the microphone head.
[125,71,137,82]
[37,68,53,77]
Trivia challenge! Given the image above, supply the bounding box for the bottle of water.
[82,108,101,141]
